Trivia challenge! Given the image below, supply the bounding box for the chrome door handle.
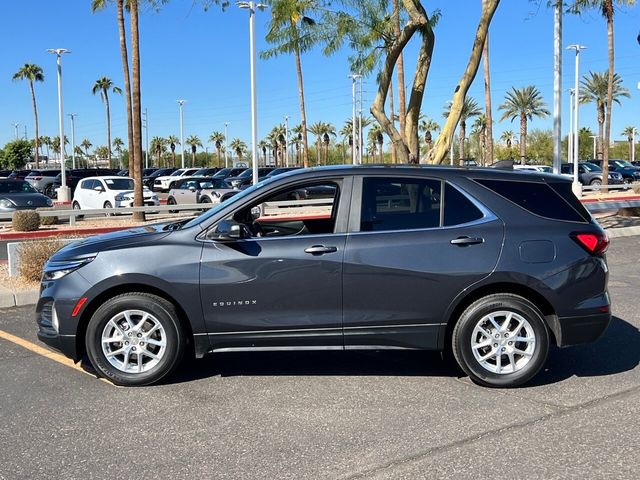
[304,245,338,255]
[450,236,484,246]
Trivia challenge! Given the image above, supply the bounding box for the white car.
[152,168,199,192]
[72,176,159,211]
[513,165,554,173]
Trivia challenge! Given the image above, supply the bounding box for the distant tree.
[1,139,32,169]
[167,135,179,167]
[92,76,122,169]
[185,135,203,167]
[112,137,125,168]
[444,96,482,164]
[13,64,44,168]
[499,86,550,164]
[229,138,247,161]
[622,126,636,160]
[209,131,225,167]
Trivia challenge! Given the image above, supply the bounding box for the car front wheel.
[85,293,185,386]
[452,293,550,388]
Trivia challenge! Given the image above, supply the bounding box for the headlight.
[42,257,95,281]
[115,195,132,201]
[151,195,158,200]
[0,198,15,209]
[46,198,53,206]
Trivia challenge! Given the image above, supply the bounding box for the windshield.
[201,179,228,189]
[0,181,37,193]
[582,162,601,172]
[104,178,135,190]
[212,168,231,178]
[538,166,552,173]
[170,169,186,176]
[613,160,633,168]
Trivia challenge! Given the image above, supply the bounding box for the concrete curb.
[1,225,639,310]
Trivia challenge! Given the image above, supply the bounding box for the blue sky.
[1,0,639,155]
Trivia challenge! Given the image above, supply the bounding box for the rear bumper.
[555,312,611,347]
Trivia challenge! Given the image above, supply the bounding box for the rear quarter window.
[475,178,587,223]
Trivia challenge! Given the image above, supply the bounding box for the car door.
[199,176,352,350]
[342,175,504,350]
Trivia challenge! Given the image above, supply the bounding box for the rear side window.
[443,184,484,226]
[360,177,442,232]
[476,179,587,222]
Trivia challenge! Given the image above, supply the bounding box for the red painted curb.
[0,226,130,241]
[581,195,640,204]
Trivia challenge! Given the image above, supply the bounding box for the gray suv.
[36,166,610,388]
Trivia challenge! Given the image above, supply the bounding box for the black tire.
[199,197,211,203]
[103,201,114,217]
[167,197,178,214]
[85,293,185,386]
[72,201,84,220]
[589,179,602,191]
[452,293,550,388]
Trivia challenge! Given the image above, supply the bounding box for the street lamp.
[633,128,637,164]
[567,44,586,196]
[68,113,77,169]
[224,122,229,168]
[48,48,71,202]
[349,74,362,165]
[13,123,20,140]
[589,135,597,160]
[567,88,574,164]
[177,100,186,169]
[238,1,268,185]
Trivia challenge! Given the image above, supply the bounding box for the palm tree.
[472,115,488,166]
[185,135,203,167]
[444,96,482,165]
[262,0,321,169]
[112,137,125,168]
[419,118,440,160]
[571,0,636,184]
[166,135,179,167]
[499,86,550,164]
[580,71,629,160]
[80,138,93,158]
[13,64,44,168]
[291,125,303,165]
[39,136,51,163]
[258,140,269,165]
[92,76,122,169]
[320,123,336,165]
[268,125,286,167]
[308,122,325,166]
[482,0,494,164]
[368,125,385,164]
[500,130,516,160]
[51,136,69,162]
[150,136,168,167]
[622,126,636,161]
[229,139,247,162]
[209,131,225,167]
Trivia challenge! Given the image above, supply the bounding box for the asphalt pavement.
[0,237,639,479]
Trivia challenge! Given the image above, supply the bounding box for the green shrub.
[12,210,40,232]
[39,211,58,226]
[17,239,64,282]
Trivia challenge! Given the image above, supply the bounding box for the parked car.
[225,167,275,189]
[25,169,61,192]
[38,166,610,388]
[46,169,121,198]
[513,165,553,173]
[71,176,159,212]
[590,159,640,183]
[211,167,247,180]
[0,180,53,212]
[119,168,159,177]
[8,170,34,181]
[166,177,236,210]
[192,167,222,177]
[153,168,200,192]
[560,162,623,189]
[142,168,176,190]
[0,170,14,179]
[262,167,302,180]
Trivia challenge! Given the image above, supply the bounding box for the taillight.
[571,231,609,256]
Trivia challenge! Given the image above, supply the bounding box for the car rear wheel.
[103,201,114,217]
[72,201,84,220]
[85,293,185,386]
[452,293,550,388]
[167,197,177,214]
[589,179,602,191]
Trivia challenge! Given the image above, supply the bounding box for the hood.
[0,193,51,208]
[117,190,155,197]
[49,223,177,261]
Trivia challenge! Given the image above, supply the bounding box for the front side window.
[212,181,339,238]
[104,178,134,190]
[81,180,95,190]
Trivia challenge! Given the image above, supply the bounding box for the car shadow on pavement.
[528,316,640,387]
[167,316,638,386]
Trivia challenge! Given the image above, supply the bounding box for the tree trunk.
[602,0,614,188]
[389,78,397,163]
[482,17,494,164]
[117,0,135,199]
[429,0,500,164]
[459,120,466,164]
[105,90,112,169]
[130,0,145,221]
[519,113,527,164]
[394,0,407,146]
[597,101,604,160]
[293,38,310,169]
[29,80,40,169]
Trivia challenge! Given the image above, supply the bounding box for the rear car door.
[199,176,352,350]
[342,175,504,350]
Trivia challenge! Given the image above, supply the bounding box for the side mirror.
[93,186,104,193]
[210,220,247,242]
[188,186,197,192]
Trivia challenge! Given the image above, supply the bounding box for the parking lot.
[0,236,638,479]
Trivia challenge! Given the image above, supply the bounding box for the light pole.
[589,135,597,159]
[177,100,186,169]
[68,113,77,169]
[224,122,229,168]
[13,123,19,140]
[633,128,637,164]
[553,1,563,175]
[285,115,289,167]
[48,48,71,202]
[358,75,364,165]
[349,74,362,165]
[238,1,268,185]
[567,44,586,196]
[567,88,574,164]
[143,108,149,169]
